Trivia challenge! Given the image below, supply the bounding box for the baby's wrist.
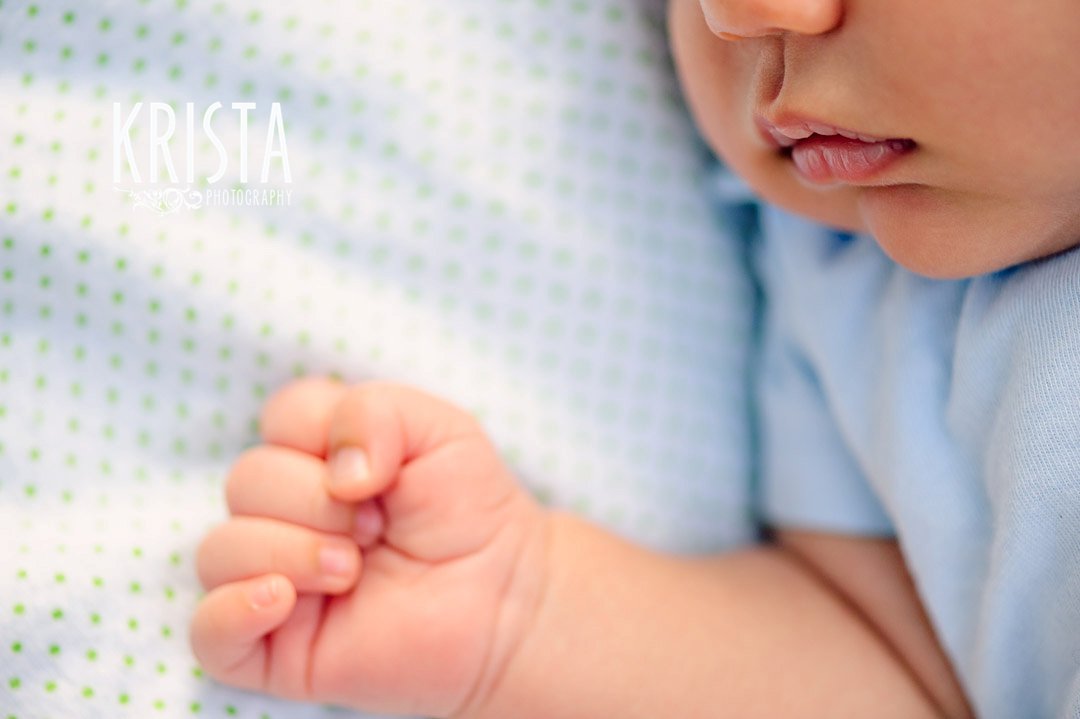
[451,504,557,719]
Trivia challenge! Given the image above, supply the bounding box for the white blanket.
[0,1,756,716]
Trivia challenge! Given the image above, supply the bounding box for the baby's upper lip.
[755,115,893,149]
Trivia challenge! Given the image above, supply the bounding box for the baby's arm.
[191,379,967,719]
[469,514,961,719]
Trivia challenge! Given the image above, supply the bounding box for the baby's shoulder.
[959,246,1080,375]
[953,247,1080,476]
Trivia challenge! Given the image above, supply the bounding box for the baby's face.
[669,0,1080,278]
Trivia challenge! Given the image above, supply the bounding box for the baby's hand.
[190,379,550,718]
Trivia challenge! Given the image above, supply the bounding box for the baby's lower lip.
[786,135,916,184]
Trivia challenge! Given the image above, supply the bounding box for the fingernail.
[319,544,356,577]
[329,447,370,489]
[249,577,280,609]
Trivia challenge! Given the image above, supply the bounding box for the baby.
[190,1,1080,717]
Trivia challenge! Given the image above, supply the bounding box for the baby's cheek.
[670,10,783,192]
[669,0,751,154]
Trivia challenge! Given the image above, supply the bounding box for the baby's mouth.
[757,118,916,185]
[784,135,916,185]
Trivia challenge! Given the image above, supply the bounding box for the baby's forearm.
[465,512,943,719]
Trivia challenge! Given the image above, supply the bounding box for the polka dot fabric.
[0,1,757,716]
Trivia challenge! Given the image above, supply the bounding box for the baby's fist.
[191,379,550,718]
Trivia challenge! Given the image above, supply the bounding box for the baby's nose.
[698,0,842,39]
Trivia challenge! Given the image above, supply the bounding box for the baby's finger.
[324,381,484,503]
[189,573,297,693]
[196,517,361,595]
[260,376,349,458]
[227,444,383,545]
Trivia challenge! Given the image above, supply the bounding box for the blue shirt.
[712,166,1080,718]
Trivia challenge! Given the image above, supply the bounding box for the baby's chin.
[720,135,1079,280]
[727,149,1040,279]
[858,185,1076,280]
[751,174,989,279]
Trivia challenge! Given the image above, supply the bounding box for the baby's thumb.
[324,382,485,503]
[324,382,526,562]
[189,573,297,691]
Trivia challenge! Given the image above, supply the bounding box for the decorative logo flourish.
[115,186,203,215]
